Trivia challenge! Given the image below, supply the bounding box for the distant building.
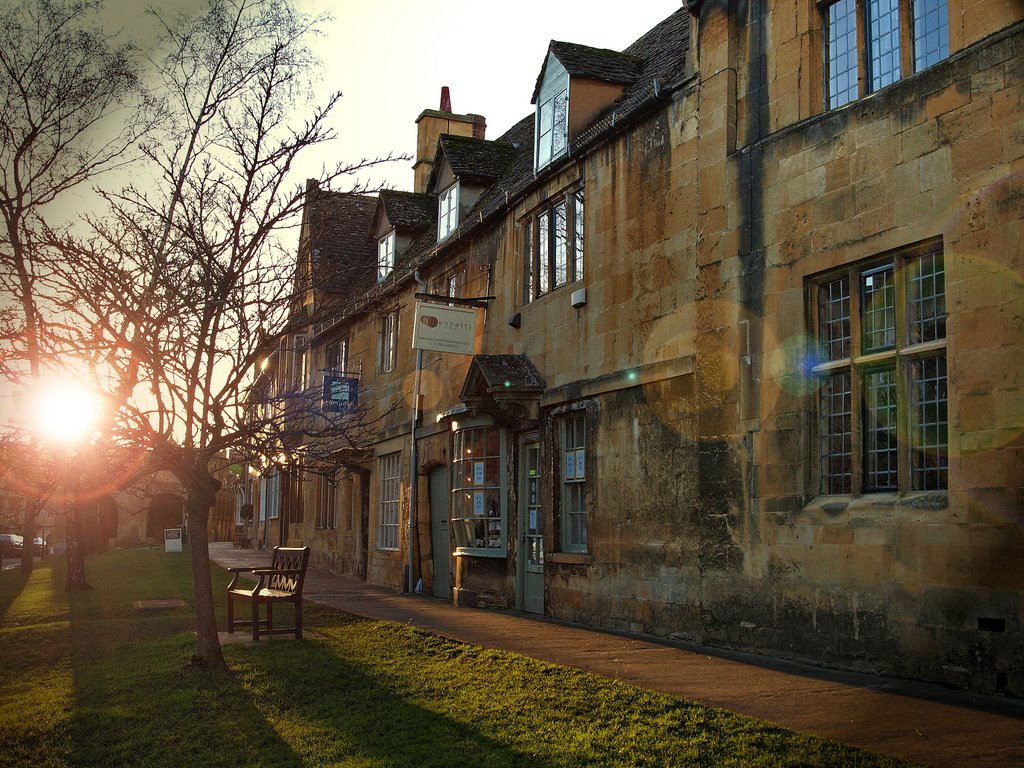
[249,2,1024,695]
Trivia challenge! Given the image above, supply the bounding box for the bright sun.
[29,378,104,445]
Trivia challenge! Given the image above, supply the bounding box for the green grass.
[0,549,917,768]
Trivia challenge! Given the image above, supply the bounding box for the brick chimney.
[413,87,487,193]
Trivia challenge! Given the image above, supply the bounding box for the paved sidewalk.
[209,542,1024,768]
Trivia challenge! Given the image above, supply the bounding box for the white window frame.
[450,421,508,557]
[377,452,401,551]
[377,230,396,282]
[560,413,587,553]
[438,183,460,241]
[259,471,280,520]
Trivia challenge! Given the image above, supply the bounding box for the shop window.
[450,423,507,556]
[316,474,336,530]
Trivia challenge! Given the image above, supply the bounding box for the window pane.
[820,371,853,494]
[523,221,533,303]
[378,453,401,550]
[862,265,896,352]
[818,275,851,361]
[537,211,550,295]
[911,356,948,490]
[552,90,568,159]
[913,0,949,71]
[562,414,586,552]
[573,190,584,282]
[864,368,898,490]
[553,200,568,288]
[828,0,859,109]
[451,426,504,551]
[908,250,946,344]
[868,0,902,91]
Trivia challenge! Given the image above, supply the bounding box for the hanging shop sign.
[412,302,477,356]
[323,375,359,413]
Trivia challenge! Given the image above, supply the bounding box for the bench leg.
[227,595,235,634]
[295,599,302,640]
[252,601,260,641]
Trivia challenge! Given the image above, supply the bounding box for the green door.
[519,441,544,614]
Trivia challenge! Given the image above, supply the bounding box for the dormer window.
[377,230,395,281]
[438,183,459,241]
[535,58,569,172]
[536,89,567,170]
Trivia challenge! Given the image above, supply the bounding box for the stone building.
[257,2,1023,695]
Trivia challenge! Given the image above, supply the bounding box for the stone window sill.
[547,552,594,565]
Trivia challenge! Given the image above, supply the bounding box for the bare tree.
[0,0,145,580]
[65,0,398,668]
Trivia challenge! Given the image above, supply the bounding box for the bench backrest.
[268,546,310,594]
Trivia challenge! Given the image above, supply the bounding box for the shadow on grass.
[229,618,558,768]
[0,564,29,623]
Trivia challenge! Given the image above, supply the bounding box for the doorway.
[517,440,544,614]
[429,465,450,598]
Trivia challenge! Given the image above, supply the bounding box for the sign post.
[164,528,183,553]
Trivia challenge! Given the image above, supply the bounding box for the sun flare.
[29,378,103,445]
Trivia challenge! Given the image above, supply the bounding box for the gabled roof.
[376,189,435,232]
[531,41,642,103]
[301,183,377,294]
[427,134,519,192]
[461,354,545,401]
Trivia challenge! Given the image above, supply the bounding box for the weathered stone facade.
[265,2,1023,695]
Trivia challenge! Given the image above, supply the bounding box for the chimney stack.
[413,87,487,193]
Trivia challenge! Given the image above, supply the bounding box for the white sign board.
[412,302,477,355]
[164,528,183,553]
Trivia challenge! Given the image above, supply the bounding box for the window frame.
[438,183,460,242]
[523,186,585,304]
[377,452,401,551]
[378,309,399,374]
[377,230,396,282]
[822,0,949,110]
[450,421,508,558]
[560,412,588,554]
[810,238,948,497]
[315,473,337,530]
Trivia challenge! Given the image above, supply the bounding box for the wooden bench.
[226,546,310,640]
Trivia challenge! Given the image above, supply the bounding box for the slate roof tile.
[379,189,435,230]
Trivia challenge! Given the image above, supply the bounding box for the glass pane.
[818,275,851,361]
[862,265,896,352]
[908,250,946,344]
[868,0,902,91]
[911,356,948,490]
[864,368,898,490]
[552,90,568,159]
[553,200,568,287]
[828,0,859,108]
[913,0,949,71]
[537,211,550,295]
[573,190,584,282]
[820,371,853,494]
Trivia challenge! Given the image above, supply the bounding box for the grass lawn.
[0,548,917,768]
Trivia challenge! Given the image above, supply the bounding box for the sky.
[89,0,682,201]
[290,0,682,191]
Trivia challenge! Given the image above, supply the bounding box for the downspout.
[407,270,427,593]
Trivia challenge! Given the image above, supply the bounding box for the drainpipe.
[408,271,427,593]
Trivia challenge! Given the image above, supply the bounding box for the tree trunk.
[186,474,225,669]
[64,485,90,591]
[20,499,40,576]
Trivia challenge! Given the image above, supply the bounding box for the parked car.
[0,533,24,557]
[33,537,45,556]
